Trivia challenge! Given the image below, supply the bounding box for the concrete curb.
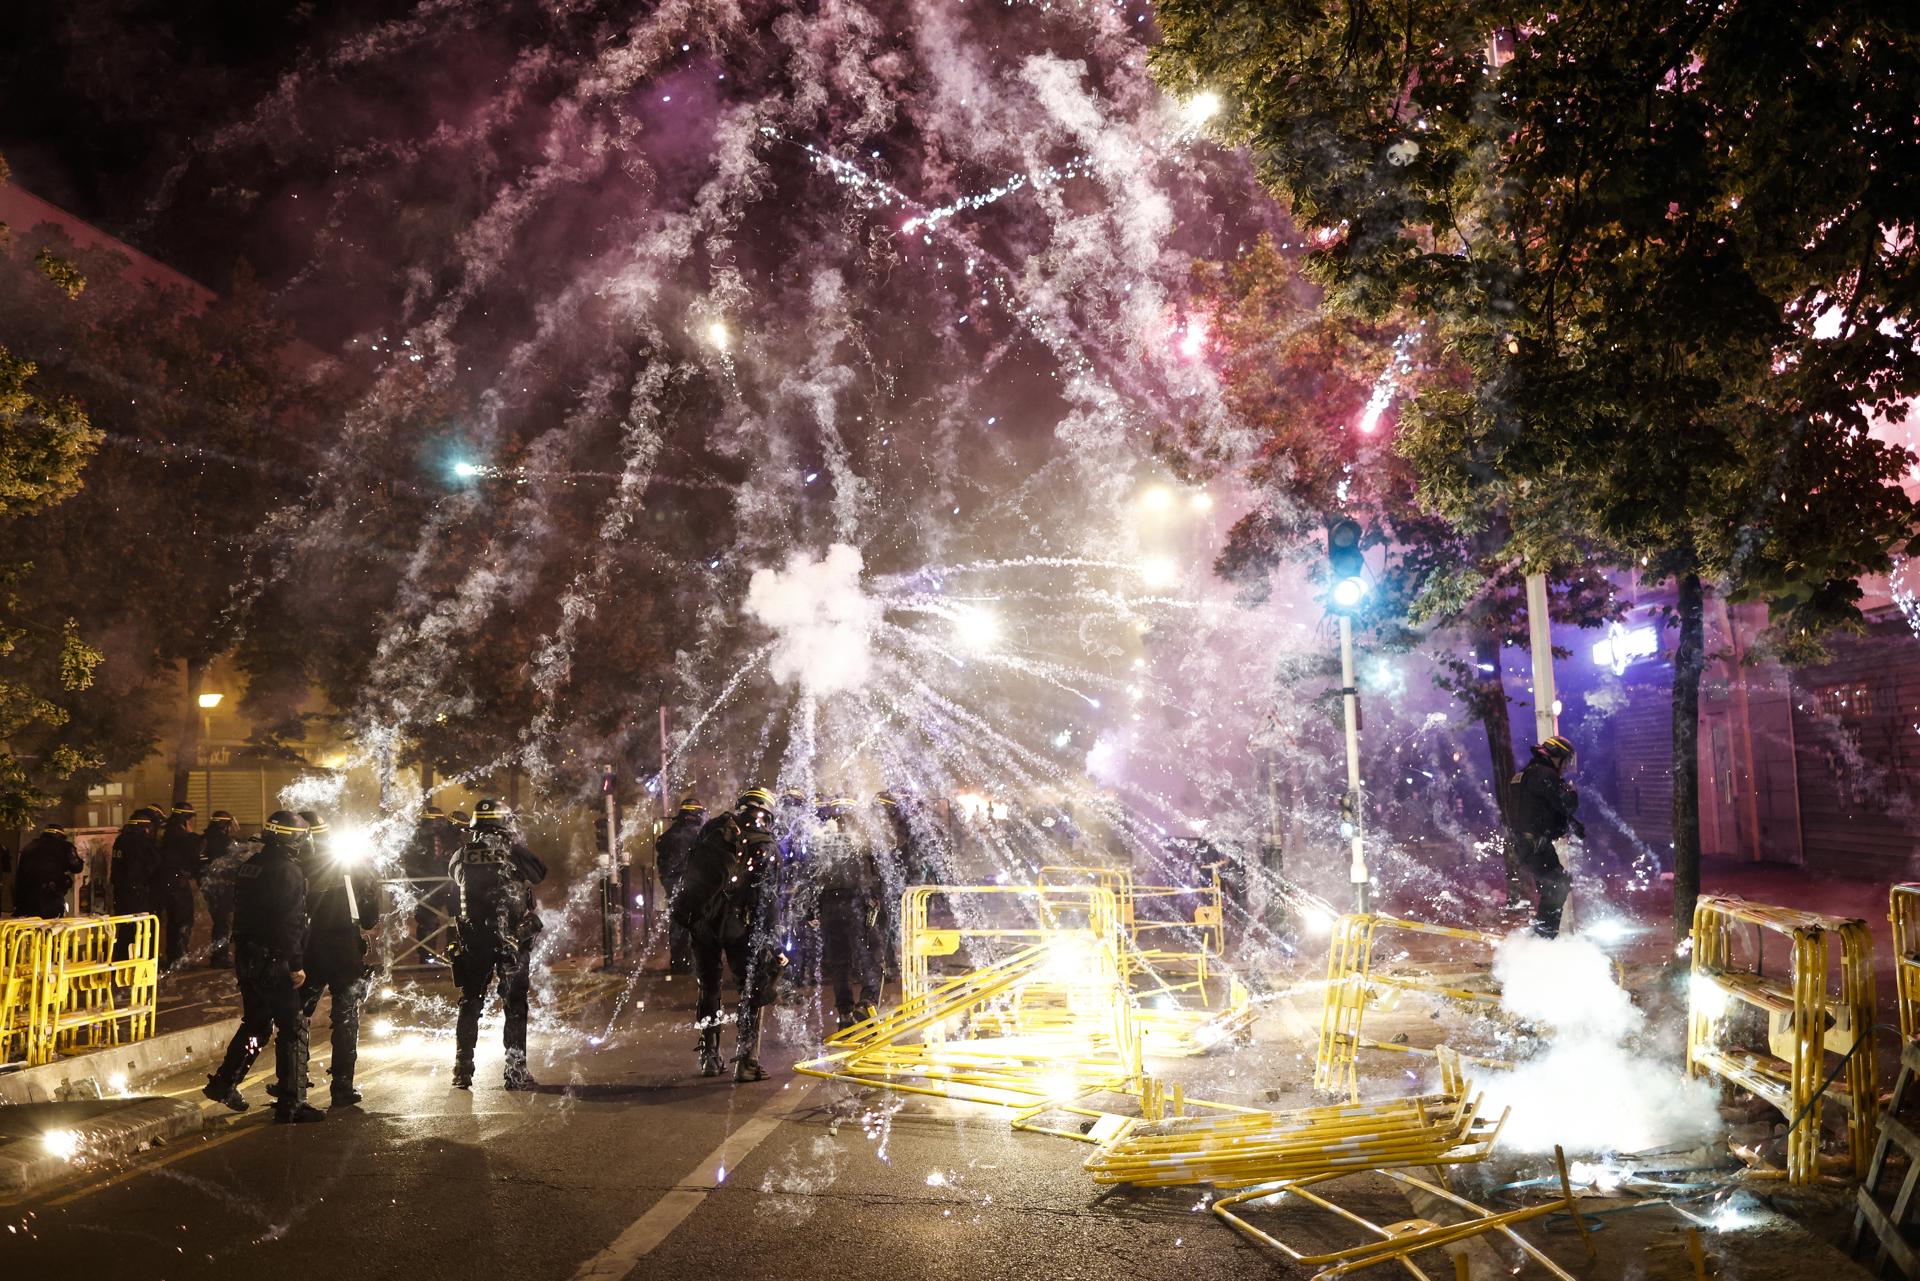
[0,1019,240,1106]
[0,1096,203,1195]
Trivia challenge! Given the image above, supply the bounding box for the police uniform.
[654,803,706,973]
[12,827,83,918]
[1508,737,1583,939]
[673,790,783,1081]
[797,801,879,1029]
[198,813,243,967]
[297,816,379,1105]
[449,800,547,1090]
[205,813,320,1122]
[110,810,161,959]
[156,806,204,967]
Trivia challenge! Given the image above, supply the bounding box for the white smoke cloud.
[746,543,884,698]
[1480,932,1723,1155]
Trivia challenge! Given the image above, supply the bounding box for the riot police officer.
[654,799,706,974]
[805,798,882,1030]
[296,812,378,1106]
[12,824,83,918]
[199,811,242,967]
[156,804,203,968]
[204,812,320,1123]
[449,799,547,1091]
[673,787,783,1081]
[110,807,161,959]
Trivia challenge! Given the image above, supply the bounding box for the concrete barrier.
[0,1018,239,1106]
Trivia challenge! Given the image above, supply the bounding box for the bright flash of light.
[925,1171,947,1187]
[1689,973,1731,1020]
[43,1130,80,1161]
[1300,904,1337,937]
[1183,91,1221,125]
[1137,556,1179,589]
[954,606,1000,653]
[705,319,731,351]
[954,792,989,820]
[452,460,483,479]
[107,1072,129,1096]
[372,1018,397,1039]
[1189,491,1213,512]
[1138,485,1173,512]
[379,986,396,1000]
[1330,576,1367,610]
[332,825,376,866]
[1583,918,1637,945]
[1568,1161,1625,1193]
[1178,314,1208,360]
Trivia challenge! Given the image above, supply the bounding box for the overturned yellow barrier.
[0,920,47,1065]
[1314,913,1513,1099]
[1688,894,1876,1184]
[1211,1145,1593,1280]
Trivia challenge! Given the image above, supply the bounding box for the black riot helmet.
[472,798,511,830]
[263,810,308,852]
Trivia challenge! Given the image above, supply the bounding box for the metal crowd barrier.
[1313,912,1515,1098]
[1688,894,1877,1184]
[1038,864,1251,1055]
[0,914,159,1068]
[1891,884,1920,1045]
[380,875,456,968]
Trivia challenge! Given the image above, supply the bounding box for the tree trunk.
[1671,571,1707,941]
[172,658,209,809]
[419,760,434,807]
[1474,629,1519,828]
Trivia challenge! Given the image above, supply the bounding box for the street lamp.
[197,692,224,709]
[1325,518,1370,912]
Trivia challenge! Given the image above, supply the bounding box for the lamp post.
[197,691,223,814]
[1326,520,1370,913]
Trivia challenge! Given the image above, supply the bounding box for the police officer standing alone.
[449,799,547,1091]
[12,823,83,917]
[673,787,783,1082]
[203,812,322,1122]
[654,799,705,974]
[297,812,378,1106]
[156,804,203,969]
[1507,735,1584,939]
[199,811,243,967]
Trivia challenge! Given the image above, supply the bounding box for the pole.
[599,764,616,969]
[1525,571,1558,744]
[1339,614,1369,912]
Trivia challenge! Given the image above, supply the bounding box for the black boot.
[732,1018,767,1083]
[274,1102,326,1124]
[503,1051,538,1091]
[265,1076,314,1100]
[202,1075,249,1113]
[697,1027,724,1078]
[451,1061,474,1090]
[330,1086,363,1107]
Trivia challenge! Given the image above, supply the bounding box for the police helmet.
[298,809,330,837]
[472,798,510,829]
[170,802,196,817]
[449,810,471,826]
[44,823,70,838]
[263,811,309,847]
[210,810,234,822]
[424,805,446,820]
[1535,735,1575,766]
[678,799,707,816]
[737,787,777,817]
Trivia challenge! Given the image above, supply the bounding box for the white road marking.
[570,1081,813,1280]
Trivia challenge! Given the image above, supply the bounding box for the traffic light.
[1338,790,1358,839]
[1326,518,1366,612]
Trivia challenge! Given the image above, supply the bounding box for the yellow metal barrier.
[1038,864,1251,1056]
[0,920,48,1065]
[1211,1146,1593,1280]
[1,914,160,1068]
[1687,894,1877,1184]
[1314,913,1513,1098]
[1891,884,1920,1045]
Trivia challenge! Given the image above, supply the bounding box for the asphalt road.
[2,968,1291,1281]
[0,964,1822,1281]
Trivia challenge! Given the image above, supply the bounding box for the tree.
[1188,238,1614,836]
[0,155,106,825]
[1153,2,1920,936]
